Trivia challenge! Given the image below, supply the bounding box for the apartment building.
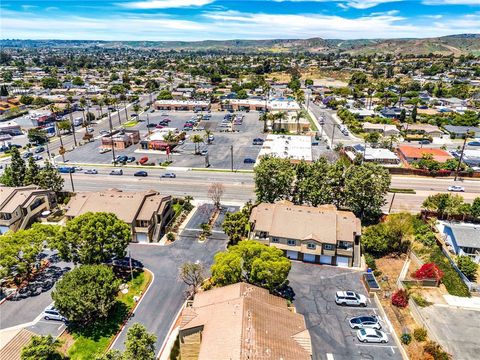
[0,186,55,234]
[249,201,361,267]
[65,189,173,243]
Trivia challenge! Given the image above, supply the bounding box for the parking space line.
[344,307,377,311]
[326,353,334,360]
[355,344,397,349]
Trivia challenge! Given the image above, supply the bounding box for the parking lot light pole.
[69,170,75,192]
[108,111,117,166]
[230,145,234,172]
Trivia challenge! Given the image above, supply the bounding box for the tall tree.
[21,335,63,360]
[37,161,64,192]
[179,262,205,297]
[52,264,120,324]
[24,156,40,185]
[0,147,26,186]
[123,324,157,360]
[254,156,295,203]
[55,212,131,264]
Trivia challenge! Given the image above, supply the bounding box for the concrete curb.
[157,301,187,360]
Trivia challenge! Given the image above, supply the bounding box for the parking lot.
[288,262,402,360]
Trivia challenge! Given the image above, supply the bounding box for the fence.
[408,298,441,345]
[387,167,480,178]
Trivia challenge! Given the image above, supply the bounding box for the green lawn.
[67,269,152,359]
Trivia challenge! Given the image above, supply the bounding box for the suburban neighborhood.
[1,1,480,360]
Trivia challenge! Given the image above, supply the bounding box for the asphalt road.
[62,169,480,212]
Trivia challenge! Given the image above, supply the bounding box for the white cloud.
[21,5,38,10]
[1,8,478,41]
[117,0,214,9]
[422,0,480,5]
[273,0,402,9]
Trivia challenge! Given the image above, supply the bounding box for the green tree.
[254,156,295,203]
[0,84,9,96]
[179,262,205,296]
[37,161,64,192]
[343,163,390,221]
[0,147,26,186]
[293,158,332,206]
[41,77,59,89]
[411,105,417,122]
[55,212,131,264]
[157,90,173,100]
[470,197,480,219]
[349,72,368,87]
[364,132,381,146]
[27,128,47,145]
[123,323,157,360]
[211,241,291,293]
[94,350,123,360]
[237,89,248,99]
[57,120,71,133]
[222,203,252,245]
[362,223,390,256]
[457,255,478,281]
[190,134,204,154]
[72,76,84,86]
[21,335,63,360]
[24,156,40,185]
[52,264,120,324]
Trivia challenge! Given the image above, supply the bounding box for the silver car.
[349,315,381,329]
[43,306,66,322]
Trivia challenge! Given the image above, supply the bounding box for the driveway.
[288,262,402,360]
[418,305,480,360]
[112,233,227,353]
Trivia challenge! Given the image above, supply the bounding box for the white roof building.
[257,135,312,163]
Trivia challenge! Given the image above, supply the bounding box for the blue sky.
[1,1,479,41]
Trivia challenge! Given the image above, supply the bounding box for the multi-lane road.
[62,167,480,213]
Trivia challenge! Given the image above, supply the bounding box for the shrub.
[457,255,478,281]
[423,341,450,360]
[365,253,377,271]
[429,247,470,297]
[414,263,444,282]
[412,294,432,308]
[166,232,175,242]
[414,327,428,342]
[401,333,412,345]
[392,289,409,308]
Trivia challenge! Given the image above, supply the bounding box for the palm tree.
[295,110,307,134]
[49,104,65,162]
[204,130,213,144]
[260,112,268,133]
[79,97,87,126]
[66,101,77,146]
[191,134,204,154]
[275,111,287,133]
[163,131,176,145]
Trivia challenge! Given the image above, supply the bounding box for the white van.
[43,305,66,321]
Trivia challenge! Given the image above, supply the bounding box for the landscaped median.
[59,268,153,360]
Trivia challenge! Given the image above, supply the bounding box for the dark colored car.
[127,156,136,163]
[23,152,33,159]
[244,158,255,164]
[35,147,45,153]
[419,140,431,145]
[252,138,264,145]
[146,123,157,128]
[134,171,148,177]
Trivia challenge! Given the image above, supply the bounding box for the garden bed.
[61,268,152,359]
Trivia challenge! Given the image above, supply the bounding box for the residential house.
[443,125,480,139]
[249,201,361,267]
[65,189,173,243]
[349,108,376,119]
[346,144,400,165]
[178,282,312,360]
[362,122,400,137]
[441,223,480,264]
[380,107,403,119]
[397,145,453,163]
[451,149,480,168]
[0,186,56,234]
[402,124,444,138]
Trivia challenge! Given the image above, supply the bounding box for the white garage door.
[136,232,149,243]
[286,251,298,260]
[320,255,332,265]
[303,253,316,263]
[336,256,350,267]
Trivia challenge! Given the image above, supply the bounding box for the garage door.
[303,253,316,263]
[320,255,332,265]
[286,251,298,260]
[336,256,350,267]
[136,232,149,243]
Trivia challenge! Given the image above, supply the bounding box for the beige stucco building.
[0,186,55,234]
[249,201,361,267]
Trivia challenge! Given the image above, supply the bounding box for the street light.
[108,110,117,166]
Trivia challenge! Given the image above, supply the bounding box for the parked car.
[134,171,148,177]
[23,152,33,159]
[356,328,388,343]
[467,141,480,147]
[84,169,98,174]
[127,156,136,163]
[33,155,43,161]
[200,149,208,156]
[99,148,111,154]
[349,316,381,329]
[58,166,75,174]
[100,130,110,136]
[114,155,128,163]
[244,158,255,164]
[146,123,157,128]
[419,139,431,145]
[208,134,214,142]
[161,113,168,116]
[252,138,264,145]
[86,127,94,134]
[139,156,149,165]
[110,169,123,175]
[335,291,367,307]
[130,113,138,117]
[35,146,45,153]
[43,306,66,322]
[156,124,165,129]
[150,109,155,113]
[161,172,176,178]
[448,185,465,192]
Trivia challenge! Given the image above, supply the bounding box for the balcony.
[322,249,336,257]
[336,247,354,257]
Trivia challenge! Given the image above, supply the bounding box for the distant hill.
[1,34,479,55]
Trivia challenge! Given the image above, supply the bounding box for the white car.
[86,127,94,134]
[349,315,381,329]
[335,291,368,307]
[357,328,388,343]
[448,185,465,192]
[43,305,66,322]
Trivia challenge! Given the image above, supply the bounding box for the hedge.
[428,247,470,297]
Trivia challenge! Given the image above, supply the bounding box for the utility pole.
[69,109,77,147]
[454,131,469,181]
[388,192,396,213]
[230,145,234,172]
[331,123,336,148]
[108,110,117,166]
[146,112,151,135]
[69,170,75,192]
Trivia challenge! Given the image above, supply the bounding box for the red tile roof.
[398,145,453,163]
